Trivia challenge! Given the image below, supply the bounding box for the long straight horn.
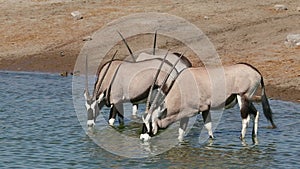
[85,55,91,99]
[149,51,186,113]
[117,31,136,62]
[94,50,118,99]
[153,30,157,55]
[145,50,169,111]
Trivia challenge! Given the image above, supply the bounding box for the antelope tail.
[260,77,276,128]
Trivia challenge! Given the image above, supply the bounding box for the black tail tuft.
[261,77,277,128]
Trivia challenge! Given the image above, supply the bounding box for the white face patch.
[142,114,151,133]
[85,102,91,109]
[87,120,95,127]
[85,101,97,113]
[86,100,98,126]
[140,133,151,141]
[91,101,97,110]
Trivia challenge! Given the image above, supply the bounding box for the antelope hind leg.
[248,102,259,138]
[237,95,251,139]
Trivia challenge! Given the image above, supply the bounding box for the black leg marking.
[141,122,154,136]
[109,105,117,120]
[240,96,250,119]
[202,109,211,124]
[142,123,148,134]
[201,106,214,138]
[115,103,124,127]
[239,96,260,139]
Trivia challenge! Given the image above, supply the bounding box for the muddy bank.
[0,0,299,102]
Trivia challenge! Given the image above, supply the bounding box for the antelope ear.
[84,90,90,100]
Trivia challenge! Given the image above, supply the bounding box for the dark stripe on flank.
[237,62,261,75]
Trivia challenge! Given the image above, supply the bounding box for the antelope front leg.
[178,117,189,142]
[115,103,124,127]
[108,103,124,126]
[108,105,116,126]
[202,110,214,139]
[132,104,138,117]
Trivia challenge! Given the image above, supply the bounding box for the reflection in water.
[163,139,277,168]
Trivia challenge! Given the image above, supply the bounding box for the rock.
[284,34,300,48]
[274,4,288,11]
[71,11,83,20]
[204,16,209,20]
[250,95,261,102]
[72,70,80,76]
[60,71,68,77]
[60,51,65,57]
[83,36,92,41]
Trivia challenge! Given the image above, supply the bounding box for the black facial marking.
[87,108,94,120]
[141,122,154,137]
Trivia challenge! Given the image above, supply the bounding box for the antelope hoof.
[140,133,151,142]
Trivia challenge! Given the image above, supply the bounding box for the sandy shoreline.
[1,54,298,103]
[1,0,299,102]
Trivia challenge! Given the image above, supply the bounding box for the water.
[0,71,299,168]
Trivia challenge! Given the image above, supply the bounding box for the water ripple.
[0,71,299,168]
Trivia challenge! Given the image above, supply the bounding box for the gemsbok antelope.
[85,52,191,127]
[84,31,191,127]
[140,63,276,142]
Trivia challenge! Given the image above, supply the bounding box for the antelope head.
[140,51,185,141]
[84,91,104,127]
[84,51,117,127]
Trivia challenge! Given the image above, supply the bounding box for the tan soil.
[0,0,299,102]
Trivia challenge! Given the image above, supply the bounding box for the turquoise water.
[0,71,299,168]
